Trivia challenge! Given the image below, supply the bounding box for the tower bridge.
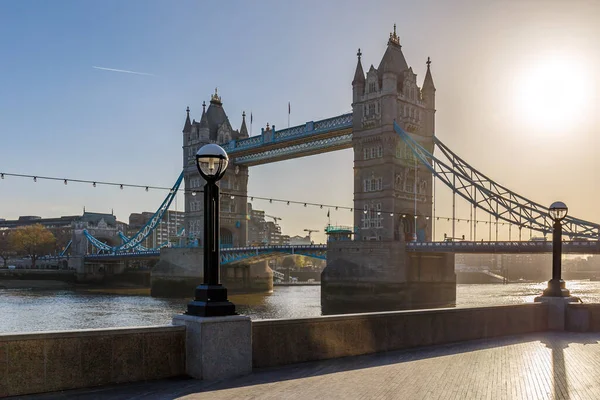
[75,26,600,310]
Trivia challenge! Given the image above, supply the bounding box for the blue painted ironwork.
[85,172,184,253]
[85,245,327,263]
[82,229,113,252]
[233,133,352,165]
[222,113,353,166]
[394,122,600,240]
[59,239,72,257]
[118,232,149,251]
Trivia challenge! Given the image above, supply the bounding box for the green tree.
[53,228,72,254]
[0,229,15,268]
[9,224,56,268]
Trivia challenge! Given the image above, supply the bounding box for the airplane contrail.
[92,66,155,76]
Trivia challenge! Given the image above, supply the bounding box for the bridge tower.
[323,27,454,315]
[182,89,249,248]
[351,25,435,242]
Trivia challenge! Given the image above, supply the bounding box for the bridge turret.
[182,106,192,148]
[182,106,191,134]
[198,101,209,141]
[352,48,365,104]
[239,111,249,139]
[422,57,436,137]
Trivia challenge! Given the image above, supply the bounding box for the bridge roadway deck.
[21,331,600,400]
[408,240,600,254]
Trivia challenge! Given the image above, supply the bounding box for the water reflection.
[3,281,600,333]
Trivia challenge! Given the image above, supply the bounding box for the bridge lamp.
[186,143,236,317]
[542,201,570,297]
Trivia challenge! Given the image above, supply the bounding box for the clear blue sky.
[1,0,599,243]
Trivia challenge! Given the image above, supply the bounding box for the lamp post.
[186,143,236,317]
[542,201,570,297]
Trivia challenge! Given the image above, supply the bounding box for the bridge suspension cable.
[394,121,600,240]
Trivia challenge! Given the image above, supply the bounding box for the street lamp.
[542,201,570,297]
[186,143,236,317]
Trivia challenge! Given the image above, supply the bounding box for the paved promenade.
[17,332,600,400]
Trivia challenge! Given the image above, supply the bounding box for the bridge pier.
[321,241,455,315]
[151,248,273,298]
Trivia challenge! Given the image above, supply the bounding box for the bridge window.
[368,103,375,116]
[362,203,383,229]
[364,177,383,192]
[377,146,383,158]
[368,82,376,93]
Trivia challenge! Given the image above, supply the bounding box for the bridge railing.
[407,240,600,253]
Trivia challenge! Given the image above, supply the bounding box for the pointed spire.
[240,111,248,137]
[199,101,209,129]
[182,106,192,133]
[423,57,436,90]
[352,48,365,86]
[388,23,401,47]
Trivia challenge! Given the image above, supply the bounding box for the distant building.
[247,203,288,246]
[289,235,312,245]
[0,212,120,253]
[127,210,184,248]
[247,204,267,245]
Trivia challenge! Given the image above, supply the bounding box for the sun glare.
[514,56,590,132]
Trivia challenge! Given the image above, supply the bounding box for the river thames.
[2,281,599,333]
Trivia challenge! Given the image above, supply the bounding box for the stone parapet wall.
[566,303,600,332]
[0,325,185,397]
[252,303,547,368]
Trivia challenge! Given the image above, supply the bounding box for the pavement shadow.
[18,331,600,400]
[541,331,599,400]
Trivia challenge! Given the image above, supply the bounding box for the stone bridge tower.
[322,27,454,315]
[351,25,436,242]
[182,89,249,248]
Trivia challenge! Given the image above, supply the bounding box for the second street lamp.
[186,143,236,317]
[542,201,571,297]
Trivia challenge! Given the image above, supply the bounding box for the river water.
[2,281,599,334]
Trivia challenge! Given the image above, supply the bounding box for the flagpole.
[288,102,290,128]
[250,111,253,136]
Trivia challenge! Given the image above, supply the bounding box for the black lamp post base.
[186,284,237,317]
[541,279,571,297]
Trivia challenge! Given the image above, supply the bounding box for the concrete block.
[173,314,251,381]
[535,296,578,331]
[566,305,590,332]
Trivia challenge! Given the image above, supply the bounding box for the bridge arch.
[396,210,429,242]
